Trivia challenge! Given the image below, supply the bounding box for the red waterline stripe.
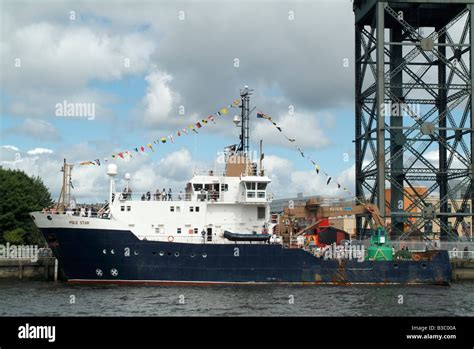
[66,279,422,286]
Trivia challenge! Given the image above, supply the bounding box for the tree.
[0,168,53,245]
[4,228,26,244]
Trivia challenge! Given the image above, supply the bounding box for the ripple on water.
[0,281,473,316]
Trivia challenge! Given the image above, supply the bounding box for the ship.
[30,87,452,285]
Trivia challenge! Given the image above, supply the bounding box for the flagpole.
[194,118,197,174]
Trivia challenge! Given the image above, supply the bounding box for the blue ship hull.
[40,227,452,285]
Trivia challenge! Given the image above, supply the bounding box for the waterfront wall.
[451,259,474,282]
[0,258,59,281]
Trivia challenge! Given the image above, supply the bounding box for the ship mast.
[57,158,73,211]
[238,85,253,156]
[226,86,259,177]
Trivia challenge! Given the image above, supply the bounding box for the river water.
[0,281,473,316]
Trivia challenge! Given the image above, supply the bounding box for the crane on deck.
[277,199,393,260]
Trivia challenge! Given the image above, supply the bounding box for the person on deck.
[452,246,458,258]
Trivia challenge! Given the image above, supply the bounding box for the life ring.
[262,228,268,234]
[168,236,174,242]
[413,254,421,261]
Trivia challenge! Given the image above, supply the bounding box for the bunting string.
[256,111,371,209]
[77,99,240,166]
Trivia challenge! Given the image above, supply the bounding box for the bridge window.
[193,184,203,191]
[177,228,181,234]
[245,182,267,199]
[120,206,125,211]
[126,206,131,211]
[195,206,200,212]
[245,182,256,190]
[190,206,194,212]
[170,206,175,212]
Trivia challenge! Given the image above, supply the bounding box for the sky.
[0,0,359,203]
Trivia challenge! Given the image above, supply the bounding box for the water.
[0,281,473,316]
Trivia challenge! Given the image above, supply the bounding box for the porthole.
[393,263,399,269]
[421,263,427,269]
[159,251,164,257]
[152,251,156,255]
[202,253,207,258]
[175,252,180,257]
[167,252,172,256]
[111,249,115,255]
[102,249,107,254]
[110,268,118,277]
[47,215,52,221]
[134,250,139,256]
[191,253,196,258]
[96,268,103,277]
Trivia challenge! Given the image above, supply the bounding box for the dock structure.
[353,0,474,241]
[450,254,474,281]
[0,257,59,281]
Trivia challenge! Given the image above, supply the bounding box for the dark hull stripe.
[39,227,453,285]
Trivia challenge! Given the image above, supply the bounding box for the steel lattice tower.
[354,0,474,241]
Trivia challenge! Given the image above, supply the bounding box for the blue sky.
[0,0,358,201]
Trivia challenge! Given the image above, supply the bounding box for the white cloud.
[27,147,54,155]
[7,89,117,121]
[2,22,155,91]
[142,69,182,127]
[0,144,200,203]
[4,119,61,141]
[416,149,464,169]
[254,111,332,150]
[1,17,155,121]
[0,145,20,152]
[289,165,354,198]
[157,148,193,180]
[263,154,354,199]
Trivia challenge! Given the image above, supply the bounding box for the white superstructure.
[107,168,273,243]
[31,156,277,245]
